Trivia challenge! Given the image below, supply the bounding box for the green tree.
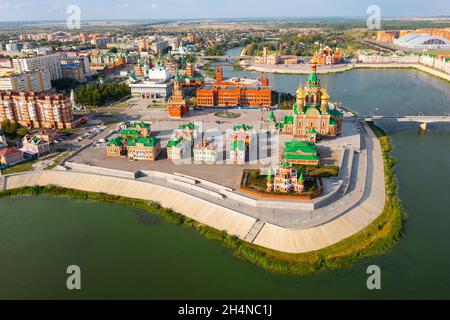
[1,119,18,137]
[17,127,29,138]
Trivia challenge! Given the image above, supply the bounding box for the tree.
[1,119,18,137]
[75,83,131,107]
[17,127,29,138]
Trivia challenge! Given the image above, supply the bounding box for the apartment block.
[0,91,75,129]
[13,54,62,80]
[0,70,51,92]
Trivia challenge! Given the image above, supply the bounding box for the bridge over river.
[361,114,450,130]
[362,115,450,123]
[200,55,250,61]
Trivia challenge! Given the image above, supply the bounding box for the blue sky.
[0,0,448,21]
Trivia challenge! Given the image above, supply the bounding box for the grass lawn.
[292,164,339,178]
[1,160,36,175]
[110,103,129,109]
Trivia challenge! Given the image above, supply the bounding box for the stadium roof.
[394,33,450,49]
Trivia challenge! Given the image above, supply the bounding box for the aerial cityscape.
[0,0,450,304]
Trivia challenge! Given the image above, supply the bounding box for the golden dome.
[321,88,330,100]
[296,85,306,98]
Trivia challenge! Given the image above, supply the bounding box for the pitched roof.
[230,140,246,151]
[266,111,276,123]
[108,137,124,147]
[167,138,183,148]
[233,124,253,131]
[0,147,21,156]
[130,121,150,129]
[121,129,140,137]
[127,137,160,147]
[284,140,318,155]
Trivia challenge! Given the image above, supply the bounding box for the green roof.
[167,138,183,148]
[108,137,124,147]
[282,161,292,169]
[284,140,318,155]
[293,102,299,114]
[330,119,337,126]
[329,109,343,118]
[285,154,320,161]
[298,171,305,183]
[127,137,160,147]
[266,111,276,123]
[233,124,253,131]
[130,122,150,129]
[31,137,41,144]
[121,129,141,137]
[230,140,246,151]
[179,123,196,130]
[308,127,317,134]
[307,71,320,87]
[283,116,294,125]
[267,167,274,182]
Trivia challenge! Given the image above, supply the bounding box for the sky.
[0,0,448,22]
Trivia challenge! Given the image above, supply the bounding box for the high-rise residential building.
[0,70,51,92]
[151,41,169,54]
[0,91,75,129]
[13,54,62,80]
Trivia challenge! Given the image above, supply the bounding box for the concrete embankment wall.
[3,171,257,241]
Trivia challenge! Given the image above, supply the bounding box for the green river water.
[0,56,450,299]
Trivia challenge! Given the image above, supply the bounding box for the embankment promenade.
[0,123,386,255]
[245,63,450,81]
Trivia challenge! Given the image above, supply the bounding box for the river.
[1,48,450,299]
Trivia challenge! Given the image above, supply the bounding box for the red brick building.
[196,67,271,108]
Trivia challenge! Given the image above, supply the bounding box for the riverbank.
[244,63,450,82]
[0,123,403,275]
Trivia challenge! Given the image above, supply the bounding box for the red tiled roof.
[0,147,21,156]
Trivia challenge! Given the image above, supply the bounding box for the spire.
[267,167,274,182]
[266,110,276,123]
[174,68,180,82]
[307,56,320,87]
[298,171,305,183]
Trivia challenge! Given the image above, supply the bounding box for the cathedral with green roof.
[278,57,344,142]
